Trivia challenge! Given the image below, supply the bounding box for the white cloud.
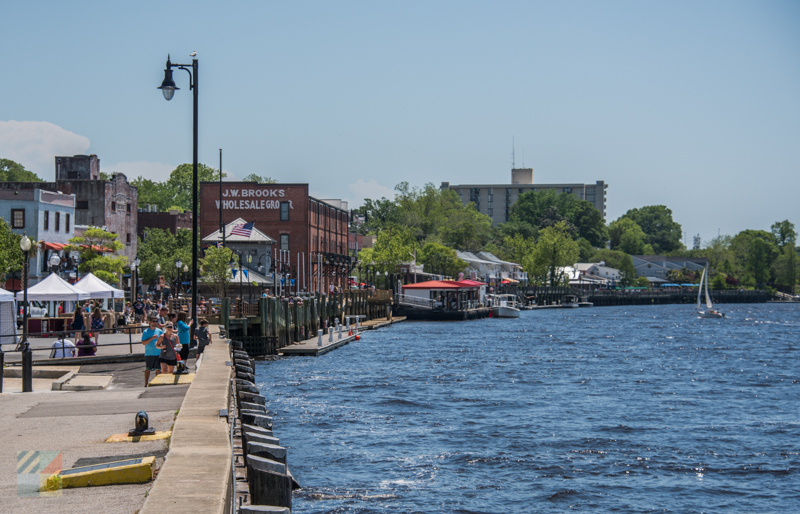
[346,179,395,207]
[0,120,91,178]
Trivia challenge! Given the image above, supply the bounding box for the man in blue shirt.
[142,316,163,387]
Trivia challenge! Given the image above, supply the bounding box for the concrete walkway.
[139,327,233,514]
[0,357,192,513]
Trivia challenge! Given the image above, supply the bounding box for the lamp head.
[158,56,179,101]
[156,263,161,272]
[49,254,61,266]
[20,234,31,252]
[183,265,188,273]
[176,260,182,268]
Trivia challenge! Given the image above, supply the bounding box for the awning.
[43,242,115,253]
[501,278,519,284]
[74,272,125,299]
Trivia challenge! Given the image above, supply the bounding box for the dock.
[279,316,405,357]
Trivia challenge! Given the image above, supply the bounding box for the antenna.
[511,136,515,169]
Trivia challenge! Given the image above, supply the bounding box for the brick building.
[137,209,192,240]
[199,182,352,292]
[0,154,138,262]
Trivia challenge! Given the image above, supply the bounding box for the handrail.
[394,293,435,309]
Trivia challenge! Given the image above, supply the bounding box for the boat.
[486,294,521,318]
[697,267,725,318]
[562,294,580,308]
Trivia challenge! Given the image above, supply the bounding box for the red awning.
[403,280,481,290]
[454,280,487,287]
[43,242,114,253]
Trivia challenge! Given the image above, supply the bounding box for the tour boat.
[487,294,521,318]
[697,267,725,318]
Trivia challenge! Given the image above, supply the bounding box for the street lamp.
[48,253,61,276]
[156,263,162,302]
[183,264,189,295]
[158,53,199,332]
[176,260,182,296]
[19,234,32,392]
[131,258,140,304]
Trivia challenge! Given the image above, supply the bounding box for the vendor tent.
[74,273,125,299]
[15,273,90,302]
[0,286,16,346]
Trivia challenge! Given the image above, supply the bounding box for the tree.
[67,228,126,285]
[510,189,605,246]
[0,217,24,278]
[620,205,683,254]
[418,242,466,278]
[242,173,277,184]
[0,159,43,182]
[132,163,225,212]
[528,221,579,287]
[771,220,797,248]
[577,238,595,262]
[357,227,417,275]
[136,228,195,285]
[608,217,652,255]
[730,230,779,283]
[590,249,637,286]
[200,246,236,299]
[772,244,799,293]
[569,201,608,247]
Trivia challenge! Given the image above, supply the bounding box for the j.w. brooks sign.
[214,188,293,210]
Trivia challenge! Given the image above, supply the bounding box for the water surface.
[255,304,800,513]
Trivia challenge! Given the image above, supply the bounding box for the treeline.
[354,182,798,291]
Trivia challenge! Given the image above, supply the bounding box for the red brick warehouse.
[199,182,353,292]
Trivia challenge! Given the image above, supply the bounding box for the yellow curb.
[106,431,172,443]
[42,456,155,490]
[148,373,195,386]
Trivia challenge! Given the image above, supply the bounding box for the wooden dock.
[279,317,406,357]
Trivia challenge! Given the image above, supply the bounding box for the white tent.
[15,273,91,302]
[0,286,16,346]
[74,273,125,299]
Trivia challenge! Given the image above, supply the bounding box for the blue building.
[0,188,76,288]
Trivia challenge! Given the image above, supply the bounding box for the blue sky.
[1,1,798,245]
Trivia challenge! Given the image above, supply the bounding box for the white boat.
[562,295,580,308]
[487,294,520,318]
[697,267,725,318]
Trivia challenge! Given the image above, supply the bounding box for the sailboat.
[697,267,724,318]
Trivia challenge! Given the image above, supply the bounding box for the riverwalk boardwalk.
[280,316,405,356]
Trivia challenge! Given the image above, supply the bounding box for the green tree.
[577,238,595,262]
[620,205,683,254]
[67,228,126,285]
[357,227,417,275]
[569,201,608,247]
[352,197,400,234]
[528,221,579,287]
[136,228,195,285]
[510,189,605,246]
[772,244,799,293]
[200,246,236,299]
[771,220,797,247]
[590,249,637,286]
[608,217,652,255]
[242,173,277,184]
[418,242,466,278]
[730,230,779,283]
[0,217,24,277]
[0,159,43,182]
[132,163,224,212]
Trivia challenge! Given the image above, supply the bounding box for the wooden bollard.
[247,455,292,508]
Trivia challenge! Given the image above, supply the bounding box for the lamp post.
[156,263,162,303]
[48,253,61,276]
[176,260,182,297]
[131,258,140,304]
[183,264,189,296]
[158,53,199,331]
[20,234,32,392]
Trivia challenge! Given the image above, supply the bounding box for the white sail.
[704,266,713,309]
[697,268,705,310]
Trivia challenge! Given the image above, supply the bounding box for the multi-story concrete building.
[442,168,607,225]
[199,182,352,293]
[0,189,76,287]
[0,154,138,262]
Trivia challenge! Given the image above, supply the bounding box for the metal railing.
[394,294,435,310]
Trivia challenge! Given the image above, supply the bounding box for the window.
[111,201,116,211]
[11,209,24,229]
[126,233,131,244]
[76,201,89,210]
[280,234,289,251]
[280,201,289,221]
[44,211,49,231]
[126,204,131,214]
[54,212,60,232]
[586,187,596,202]
[563,187,573,194]
[65,213,70,232]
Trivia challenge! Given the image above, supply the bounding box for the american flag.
[230,221,255,238]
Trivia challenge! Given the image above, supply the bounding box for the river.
[254,303,800,513]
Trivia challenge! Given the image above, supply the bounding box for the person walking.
[91,307,104,344]
[141,316,163,386]
[71,305,86,334]
[176,311,193,367]
[194,318,211,357]
[156,322,180,374]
